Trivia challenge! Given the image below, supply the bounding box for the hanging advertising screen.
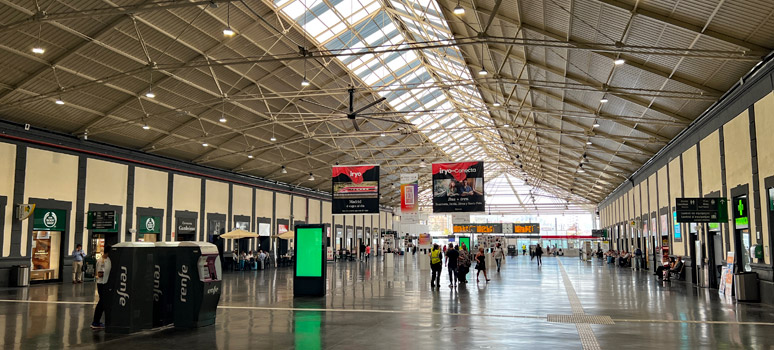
[400,173,419,223]
[432,162,485,213]
[332,165,380,214]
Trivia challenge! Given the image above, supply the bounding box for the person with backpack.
[457,242,471,283]
[535,244,544,267]
[430,244,443,288]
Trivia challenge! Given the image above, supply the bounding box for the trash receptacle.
[174,242,222,328]
[9,265,29,287]
[105,242,156,333]
[735,272,760,302]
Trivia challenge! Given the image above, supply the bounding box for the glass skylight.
[273,0,508,163]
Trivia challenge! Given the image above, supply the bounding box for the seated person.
[655,255,671,280]
[667,257,684,281]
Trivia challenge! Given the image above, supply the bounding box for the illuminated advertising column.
[294,224,327,296]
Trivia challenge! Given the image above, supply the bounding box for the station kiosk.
[153,242,180,327]
[105,242,155,334]
[174,242,222,328]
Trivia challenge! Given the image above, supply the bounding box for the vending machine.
[174,242,222,328]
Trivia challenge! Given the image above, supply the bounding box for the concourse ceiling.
[0,0,771,214]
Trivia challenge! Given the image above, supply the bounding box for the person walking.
[445,243,459,287]
[430,244,443,289]
[72,244,86,284]
[365,245,371,262]
[535,244,544,266]
[475,247,490,283]
[458,243,471,283]
[634,247,643,270]
[90,249,111,329]
[494,243,505,272]
[522,244,527,256]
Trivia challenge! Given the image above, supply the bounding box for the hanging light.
[142,124,150,130]
[281,166,287,174]
[420,159,426,168]
[453,1,465,15]
[600,97,609,103]
[145,89,155,98]
[503,124,510,128]
[301,76,310,87]
[380,132,386,137]
[219,116,227,123]
[586,141,592,145]
[202,143,209,147]
[478,68,488,76]
[223,3,235,37]
[592,122,600,128]
[54,97,64,105]
[270,135,277,142]
[32,25,45,54]
[492,101,501,107]
[248,154,254,159]
[614,58,626,65]
[308,173,315,181]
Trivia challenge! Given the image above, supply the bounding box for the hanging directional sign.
[675,198,728,223]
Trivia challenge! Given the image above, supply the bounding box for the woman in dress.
[475,247,490,283]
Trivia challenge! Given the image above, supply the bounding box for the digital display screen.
[296,227,323,277]
[459,237,471,251]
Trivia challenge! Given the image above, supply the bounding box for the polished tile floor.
[1,255,774,349]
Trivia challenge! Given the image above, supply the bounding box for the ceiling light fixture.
[453,1,465,15]
[592,121,600,128]
[270,136,277,142]
[281,166,287,174]
[586,141,592,145]
[420,159,426,168]
[478,68,488,76]
[223,3,235,37]
[308,173,315,181]
[600,97,609,103]
[301,77,310,87]
[142,124,150,130]
[54,98,64,105]
[248,155,254,159]
[219,116,227,123]
[503,123,509,128]
[202,143,209,147]
[492,101,501,107]
[380,132,386,137]
[145,69,156,98]
[32,25,44,54]
[614,58,626,65]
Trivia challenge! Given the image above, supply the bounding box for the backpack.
[431,249,441,264]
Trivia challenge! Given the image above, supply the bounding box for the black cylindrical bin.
[153,242,180,327]
[105,242,155,333]
[174,242,222,328]
[9,265,29,287]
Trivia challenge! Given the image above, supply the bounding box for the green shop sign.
[33,209,67,231]
[139,216,161,234]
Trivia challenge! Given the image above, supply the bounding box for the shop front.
[175,211,198,242]
[30,208,67,282]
